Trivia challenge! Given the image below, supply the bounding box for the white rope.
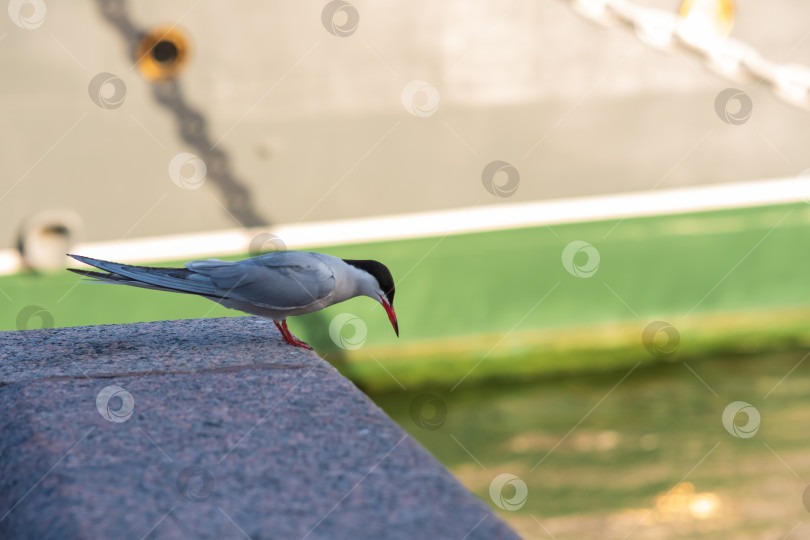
[559,0,810,109]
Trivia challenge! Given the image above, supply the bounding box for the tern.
[67,252,398,350]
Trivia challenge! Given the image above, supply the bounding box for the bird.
[66,251,398,350]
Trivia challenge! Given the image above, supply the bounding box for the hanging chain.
[558,0,810,110]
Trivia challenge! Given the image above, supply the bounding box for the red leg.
[272,321,285,340]
[274,319,312,350]
[273,320,293,344]
[281,320,313,350]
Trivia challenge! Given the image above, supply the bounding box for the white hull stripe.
[2,176,808,274]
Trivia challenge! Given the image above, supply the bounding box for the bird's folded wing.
[71,254,336,310]
[185,256,336,310]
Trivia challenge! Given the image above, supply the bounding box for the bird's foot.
[285,336,313,350]
[274,320,313,350]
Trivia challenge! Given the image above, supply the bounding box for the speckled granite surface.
[0,317,518,540]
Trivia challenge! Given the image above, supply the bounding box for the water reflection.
[370,349,810,539]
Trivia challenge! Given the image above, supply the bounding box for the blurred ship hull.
[4,1,810,387]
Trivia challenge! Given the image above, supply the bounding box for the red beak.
[381,297,399,337]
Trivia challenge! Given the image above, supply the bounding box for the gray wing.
[186,252,337,310]
[69,252,336,310]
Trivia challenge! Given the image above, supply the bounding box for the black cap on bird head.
[342,259,395,305]
[343,258,398,336]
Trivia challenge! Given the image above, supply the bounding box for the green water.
[370,350,810,539]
